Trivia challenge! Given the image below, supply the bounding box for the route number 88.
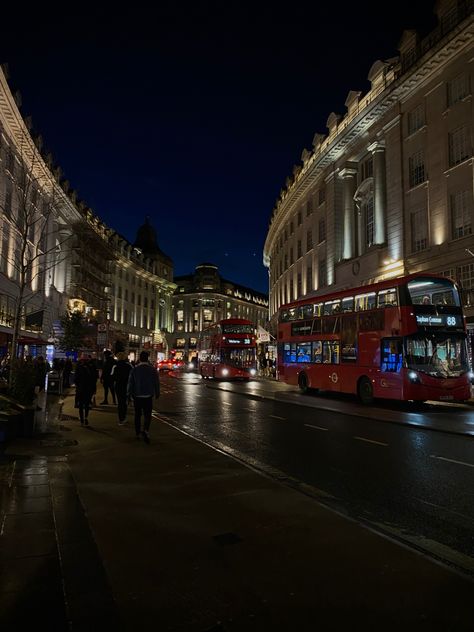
[446,316,456,326]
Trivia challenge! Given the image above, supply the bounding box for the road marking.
[270,415,286,420]
[430,455,474,469]
[305,423,328,432]
[354,436,388,447]
[222,402,233,407]
[244,408,255,412]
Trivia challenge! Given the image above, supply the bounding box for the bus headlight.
[408,371,421,383]
[222,368,229,376]
[188,362,194,370]
[250,368,256,376]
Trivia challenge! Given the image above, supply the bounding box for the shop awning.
[17,335,48,345]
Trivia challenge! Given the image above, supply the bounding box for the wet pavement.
[1,383,474,630]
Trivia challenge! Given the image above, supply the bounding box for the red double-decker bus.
[278,273,473,403]
[198,318,258,380]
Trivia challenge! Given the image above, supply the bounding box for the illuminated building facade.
[0,65,175,359]
[263,0,474,350]
[172,263,268,362]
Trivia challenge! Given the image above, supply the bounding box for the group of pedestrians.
[74,349,160,444]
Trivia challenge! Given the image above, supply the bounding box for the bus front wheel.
[358,377,374,405]
[298,373,309,394]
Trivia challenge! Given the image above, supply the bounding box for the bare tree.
[0,132,72,380]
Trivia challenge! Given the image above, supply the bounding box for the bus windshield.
[221,348,255,368]
[222,324,255,334]
[405,334,469,378]
[407,278,460,307]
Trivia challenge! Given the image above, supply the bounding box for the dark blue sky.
[1,1,436,293]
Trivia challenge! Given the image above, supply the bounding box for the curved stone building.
[263,0,474,354]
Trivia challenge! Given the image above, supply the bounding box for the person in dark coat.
[127,350,160,444]
[34,356,50,392]
[111,352,133,425]
[75,354,96,426]
[100,350,116,405]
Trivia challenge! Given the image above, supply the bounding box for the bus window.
[297,306,305,320]
[378,288,398,308]
[355,292,376,311]
[314,303,323,317]
[322,316,340,334]
[302,304,313,319]
[324,300,340,315]
[296,342,312,363]
[381,338,403,372]
[407,278,460,306]
[312,341,322,363]
[341,314,357,362]
[359,311,384,331]
[323,341,340,364]
[311,317,322,334]
[288,308,297,320]
[283,343,297,363]
[342,297,354,312]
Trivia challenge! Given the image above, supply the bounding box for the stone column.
[339,166,358,260]
[55,227,72,294]
[368,140,386,244]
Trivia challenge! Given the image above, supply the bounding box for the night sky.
[1,1,437,294]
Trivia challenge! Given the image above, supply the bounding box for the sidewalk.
[1,385,474,630]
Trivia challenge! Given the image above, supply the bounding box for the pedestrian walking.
[127,350,160,444]
[111,352,133,425]
[75,354,96,426]
[100,350,116,405]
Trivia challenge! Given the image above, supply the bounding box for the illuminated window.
[176,309,184,322]
[203,309,213,322]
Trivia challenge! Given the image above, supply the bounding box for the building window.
[408,103,425,135]
[297,272,302,297]
[409,150,425,187]
[176,309,184,322]
[459,263,474,289]
[449,126,470,167]
[447,73,470,107]
[131,292,135,304]
[307,229,313,251]
[137,295,141,306]
[307,265,313,292]
[297,240,302,259]
[124,289,128,301]
[117,286,122,299]
[297,210,302,226]
[364,197,374,247]
[318,187,325,205]
[411,208,428,252]
[144,297,148,308]
[360,157,373,182]
[318,259,327,288]
[124,309,128,324]
[290,221,294,235]
[284,253,288,268]
[318,218,326,243]
[451,190,472,239]
[203,309,213,322]
[289,248,294,265]
[4,182,12,219]
[284,228,288,241]
[306,198,313,216]
[289,278,294,300]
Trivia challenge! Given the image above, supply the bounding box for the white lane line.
[354,436,388,447]
[305,423,329,432]
[430,455,474,469]
[270,415,286,420]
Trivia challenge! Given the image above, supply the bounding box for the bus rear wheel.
[298,373,309,394]
[358,377,374,405]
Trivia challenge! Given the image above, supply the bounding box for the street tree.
[59,310,89,353]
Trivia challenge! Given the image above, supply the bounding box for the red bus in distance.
[277,273,473,404]
[198,318,258,380]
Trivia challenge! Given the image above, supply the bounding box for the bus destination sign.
[227,338,251,345]
[416,314,462,328]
